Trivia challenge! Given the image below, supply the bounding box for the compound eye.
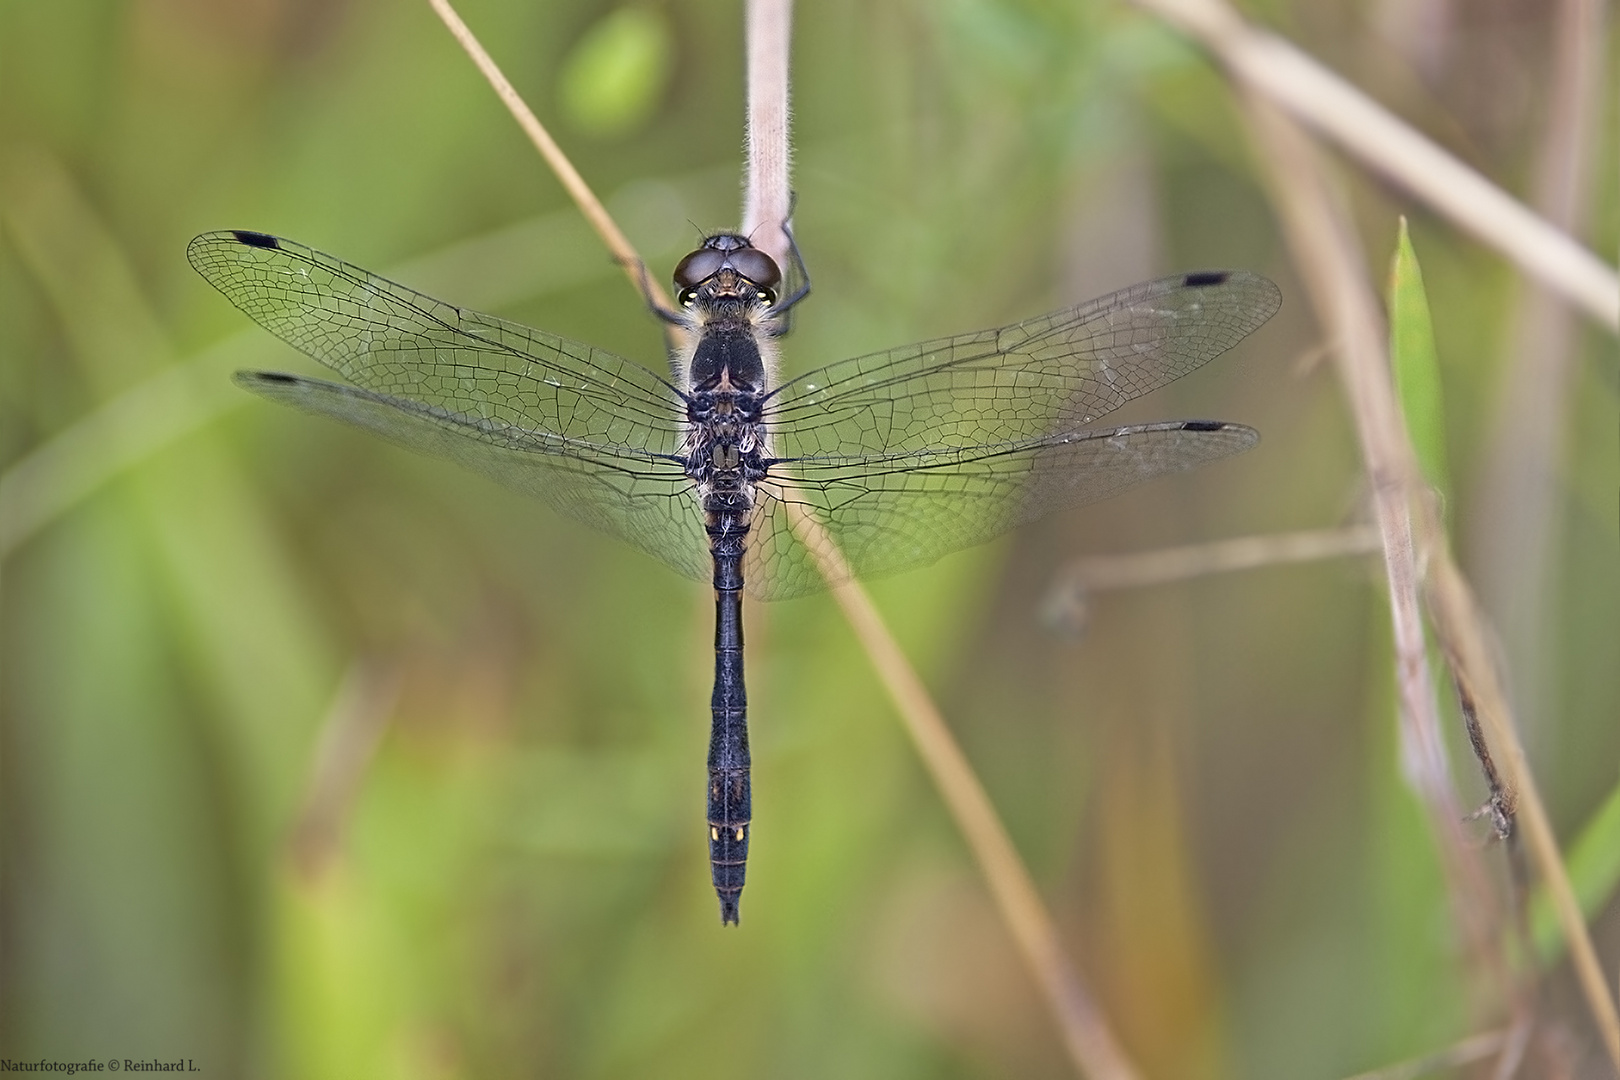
[673,248,726,289]
[731,248,782,289]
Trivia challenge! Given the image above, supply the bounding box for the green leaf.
[1387,217,1452,505]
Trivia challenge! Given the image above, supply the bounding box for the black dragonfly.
[188,228,1280,924]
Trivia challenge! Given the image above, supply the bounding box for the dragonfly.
[188,227,1280,924]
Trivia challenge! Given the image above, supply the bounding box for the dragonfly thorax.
[689,324,770,392]
[684,382,768,490]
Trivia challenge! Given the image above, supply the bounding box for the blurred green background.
[2,1,1616,1077]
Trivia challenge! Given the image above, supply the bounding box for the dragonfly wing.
[765,270,1280,455]
[237,372,711,584]
[742,420,1258,600]
[741,270,1279,598]
[192,231,709,580]
[189,231,685,449]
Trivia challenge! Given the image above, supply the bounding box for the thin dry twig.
[287,658,403,881]
[744,6,1137,1076]
[1423,525,1620,1066]
[1336,1028,1508,1080]
[1043,523,1380,630]
[783,511,1141,1080]
[426,0,669,312]
[1131,0,1620,331]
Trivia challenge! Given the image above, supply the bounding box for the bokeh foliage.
[2,1,1616,1077]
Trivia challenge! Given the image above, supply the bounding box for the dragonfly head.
[673,234,781,311]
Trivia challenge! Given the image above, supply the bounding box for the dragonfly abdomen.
[707,526,751,926]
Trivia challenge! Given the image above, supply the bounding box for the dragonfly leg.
[620,253,687,326]
[768,211,812,322]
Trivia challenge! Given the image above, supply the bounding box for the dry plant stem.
[287,658,402,881]
[1050,524,1380,595]
[1448,671,1535,1080]
[1238,88,1516,1014]
[1337,1028,1507,1080]
[1132,0,1620,331]
[781,502,1142,1080]
[740,0,794,268]
[426,0,671,312]
[1424,535,1620,1064]
[1045,525,1382,634]
[739,4,1136,1076]
[1487,1015,1532,1080]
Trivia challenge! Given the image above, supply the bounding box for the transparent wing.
[765,271,1280,453]
[736,271,1280,599]
[190,231,709,580]
[742,421,1258,600]
[189,231,685,444]
[194,232,1278,600]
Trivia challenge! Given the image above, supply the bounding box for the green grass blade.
[1388,217,1453,505]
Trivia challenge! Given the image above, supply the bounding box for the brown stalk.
[1336,1028,1510,1080]
[741,9,1138,1076]
[1423,521,1620,1063]
[1043,524,1381,629]
[287,658,403,882]
[1129,0,1619,331]
[425,0,670,312]
[739,0,794,268]
[427,1,1143,1075]
[781,507,1141,1080]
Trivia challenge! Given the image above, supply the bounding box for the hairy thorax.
[676,276,781,538]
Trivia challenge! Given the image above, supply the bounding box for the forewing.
[765,271,1280,456]
[191,231,708,579]
[737,270,1279,598]
[188,231,685,450]
[741,421,1259,599]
